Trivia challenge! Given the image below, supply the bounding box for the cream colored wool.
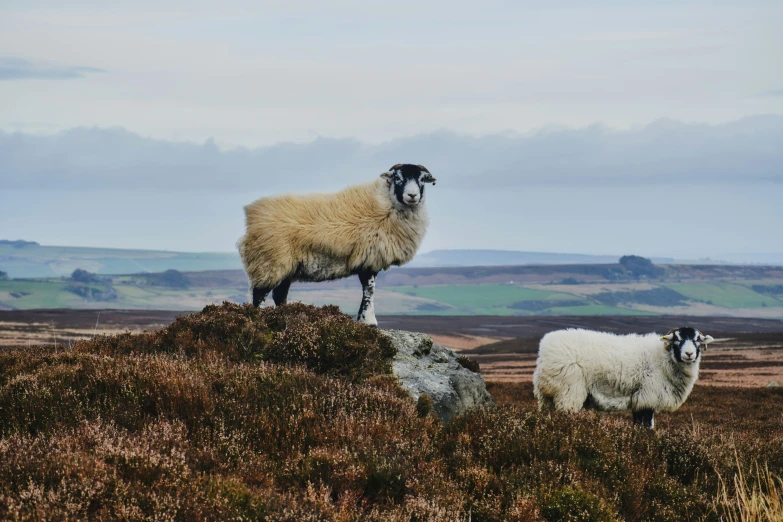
[533,329,701,414]
[238,178,428,289]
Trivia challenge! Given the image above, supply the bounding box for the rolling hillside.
[0,241,242,278]
[2,261,782,318]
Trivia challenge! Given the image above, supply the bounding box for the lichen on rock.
[384,329,494,421]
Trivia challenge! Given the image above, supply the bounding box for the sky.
[2,1,782,146]
[1,1,782,261]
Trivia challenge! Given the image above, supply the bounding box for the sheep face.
[381,164,436,210]
[662,327,714,364]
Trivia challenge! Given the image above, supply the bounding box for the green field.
[545,304,656,316]
[0,280,85,308]
[0,243,242,278]
[665,282,783,308]
[2,273,783,318]
[0,279,247,311]
[385,285,654,316]
[390,284,581,308]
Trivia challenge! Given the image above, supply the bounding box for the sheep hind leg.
[272,278,292,306]
[357,270,378,327]
[252,286,272,307]
[632,409,655,429]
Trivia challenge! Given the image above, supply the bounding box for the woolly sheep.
[237,164,436,326]
[533,327,714,428]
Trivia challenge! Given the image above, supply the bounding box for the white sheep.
[533,327,714,427]
[237,164,436,326]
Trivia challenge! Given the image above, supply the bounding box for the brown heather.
[0,303,781,521]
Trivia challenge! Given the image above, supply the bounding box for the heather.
[1,303,782,521]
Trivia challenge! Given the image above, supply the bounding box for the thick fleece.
[533,329,700,414]
[238,178,428,289]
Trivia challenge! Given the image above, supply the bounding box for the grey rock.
[384,329,494,421]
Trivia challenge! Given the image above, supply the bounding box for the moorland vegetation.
[0,303,781,520]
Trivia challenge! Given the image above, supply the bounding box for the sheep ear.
[661,329,676,350]
[418,165,437,185]
[380,171,392,181]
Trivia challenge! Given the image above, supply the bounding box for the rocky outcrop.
[384,330,494,421]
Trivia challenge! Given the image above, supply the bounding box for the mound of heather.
[78,301,397,381]
[1,302,781,521]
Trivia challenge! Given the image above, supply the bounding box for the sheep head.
[381,164,436,209]
[661,327,714,364]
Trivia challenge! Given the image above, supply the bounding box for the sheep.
[533,327,714,428]
[237,164,436,326]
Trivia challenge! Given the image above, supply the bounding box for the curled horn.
[381,164,403,182]
[418,165,437,185]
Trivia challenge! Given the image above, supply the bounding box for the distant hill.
[0,243,684,279]
[409,250,783,267]
[3,260,782,317]
[0,242,242,278]
[3,242,781,280]
[411,249,624,267]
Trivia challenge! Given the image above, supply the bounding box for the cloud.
[0,57,106,81]
[0,115,782,193]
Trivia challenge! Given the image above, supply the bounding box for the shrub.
[1,306,781,520]
[619,255,664,278]
[152,269,191,288]
[457,355,481,373]
[541,486,617,522]
[417,394,434,418]
[70,268,99,283]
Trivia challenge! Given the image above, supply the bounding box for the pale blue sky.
[1,1,782,260]
[2,1,782,145]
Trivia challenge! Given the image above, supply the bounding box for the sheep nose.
[406,193,419,201]
[683,351,695,359]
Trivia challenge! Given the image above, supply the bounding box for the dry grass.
[717,459,783,522]
[1,302,782,520]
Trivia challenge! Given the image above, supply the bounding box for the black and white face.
[662,327,714,364]
[381,164,436,209]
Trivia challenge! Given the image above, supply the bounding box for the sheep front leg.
[357,270,378,327]
[272,277,292,306]
[632,409,655,429]
[252,286,272,307]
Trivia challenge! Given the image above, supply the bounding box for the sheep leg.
[632,409,655,429]
[550,365,588,412]
[272,278,292,306]
[357,270,378,327]
[252,286,272,307]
